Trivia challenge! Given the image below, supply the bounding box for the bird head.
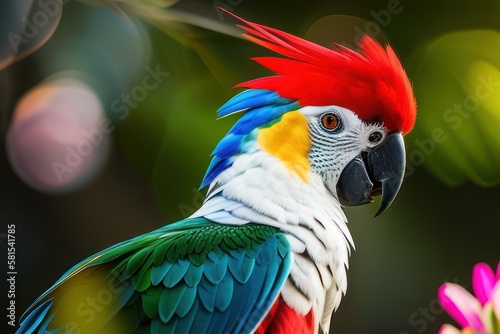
[202,14,416,216]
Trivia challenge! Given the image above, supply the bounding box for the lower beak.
[336,132,406,217]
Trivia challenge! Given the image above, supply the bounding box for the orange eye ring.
[320,113,341,132]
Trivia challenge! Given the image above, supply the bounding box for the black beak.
[336,132,406,217]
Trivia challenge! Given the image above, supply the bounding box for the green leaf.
[407,30,500,186]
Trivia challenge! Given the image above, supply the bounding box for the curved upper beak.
[336,132,406,217]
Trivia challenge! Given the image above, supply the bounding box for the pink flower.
[473,263,496,306]
[438,261,500,334]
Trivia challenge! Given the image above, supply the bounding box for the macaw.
[17,13,416,334]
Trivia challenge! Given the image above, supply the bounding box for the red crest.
[230,13,417,134]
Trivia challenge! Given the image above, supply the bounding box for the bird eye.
[320,113,341,132]
[368,130,385,145]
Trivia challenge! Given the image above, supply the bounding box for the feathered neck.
[191,148,354,332]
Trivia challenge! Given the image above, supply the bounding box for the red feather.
[255,296,314,334]
[225,11,416,134]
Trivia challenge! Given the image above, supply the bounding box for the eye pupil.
[321,113,340,131]
[369,131,383,143]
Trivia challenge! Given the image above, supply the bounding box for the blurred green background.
[2,0,500,333]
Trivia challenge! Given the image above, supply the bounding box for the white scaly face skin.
[301,105,389,200]
[192,105,390,334]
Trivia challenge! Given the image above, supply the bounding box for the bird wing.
[17,217,292,334]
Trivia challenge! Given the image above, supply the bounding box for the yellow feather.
[257,111,311,181]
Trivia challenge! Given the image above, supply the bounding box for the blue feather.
[230,235,292,333]
[204,253,228,284]
[175,286,197,317]
[255,256,281,305]
[244,245,259,259]
[151,317,177,334]
[255,234,275,266]
[163,259,190,288]
[205,302,234,334]
[163,317,178,333]
[227,250,245,279]
[16,299,53,334]
[204,273,234,333]
[277,235,290,258]
[225,103,293,135]
[217,89,287,118]
[201,89,299,188]
[207,249,221,262]
[229,260,268,333]
[183,264,204,288]
[186,299,211,334]
[151,261,173,286]
[159,284,186,323]
[177,297,200,333]
[239,255,257,284]
[254,236,294,313]
[150,317,161,334]
[200,156,235,189]
[228,250,255,284]
[198,278,217,312]
[213,271,233,312]
[211,133,244,159]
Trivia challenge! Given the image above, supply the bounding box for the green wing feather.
[17,217,292,334]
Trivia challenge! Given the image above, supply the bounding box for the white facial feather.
[302,105,388,198]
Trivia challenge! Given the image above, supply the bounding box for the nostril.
[368,131,384,144]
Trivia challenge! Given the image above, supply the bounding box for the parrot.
[17,12,416,334]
